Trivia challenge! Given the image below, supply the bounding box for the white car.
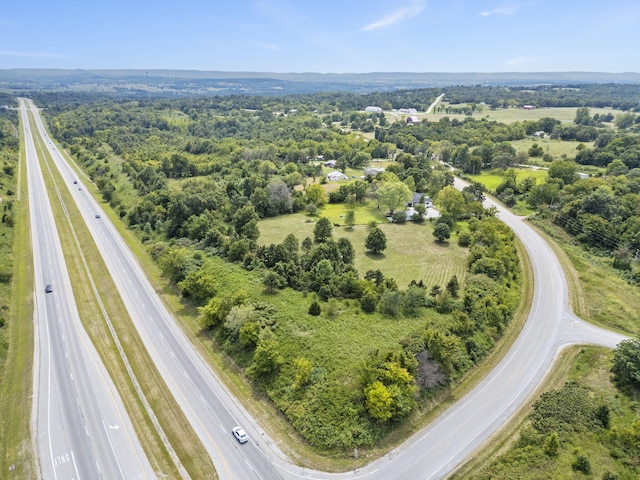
[232,426,248,444]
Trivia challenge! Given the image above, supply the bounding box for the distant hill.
[1,69,639,97]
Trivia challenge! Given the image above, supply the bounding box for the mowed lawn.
[259,210,469,289]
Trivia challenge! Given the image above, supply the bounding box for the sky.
[1,0,639,73]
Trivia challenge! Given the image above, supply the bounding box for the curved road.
[21,99,155,479]
[26,99,629,479]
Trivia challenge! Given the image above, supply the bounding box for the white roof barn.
[326,171,348,182]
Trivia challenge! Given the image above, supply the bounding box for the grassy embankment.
[29,112,218,479]
[0,115,38,478]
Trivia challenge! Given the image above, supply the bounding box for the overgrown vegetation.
[458,347,640,480]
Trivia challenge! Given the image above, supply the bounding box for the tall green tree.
[344,209,356,228]
[365,226,387,254]
[377,181,411,214]
[313,217,333,243]
[435,186,466,220]
[306,183,328,207]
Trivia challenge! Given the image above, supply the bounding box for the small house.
[406,115,420,125]
[326,171,348,182]
[522,105,536,110]
[324,159,337,168]
[409,193,433,208]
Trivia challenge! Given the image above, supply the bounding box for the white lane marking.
[102,418,126,479]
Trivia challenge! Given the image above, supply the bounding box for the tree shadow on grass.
[364,251,387,260]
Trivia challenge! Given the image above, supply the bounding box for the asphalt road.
[27,100,283,480]
[21,99,155,480]
[27,98,630,480]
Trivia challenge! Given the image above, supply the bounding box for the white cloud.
[480,3,521,17]
[361,0,426,32]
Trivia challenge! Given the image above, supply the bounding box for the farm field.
[425,105,620,124]
[258,211,469,290]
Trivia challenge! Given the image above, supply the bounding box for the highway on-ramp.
[21,99,155,479]
[26,98,630,479]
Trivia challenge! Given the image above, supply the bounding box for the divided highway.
[21,99,155,479]
[24,98,630,479]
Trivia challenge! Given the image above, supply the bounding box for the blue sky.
[1,0,639,72]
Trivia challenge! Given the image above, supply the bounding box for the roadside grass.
[528,218,640,334]
[31,117,218,479]
[0,124,38,479]
[259,210,469,289]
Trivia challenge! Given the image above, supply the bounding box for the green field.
[259,210,469,289]
[426,105,620,125]
[510,137,596,161]
[466,167,548,193]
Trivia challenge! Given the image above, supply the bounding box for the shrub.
[360,290,378,313]
[572,454,592,475]
[308,300,321,316]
